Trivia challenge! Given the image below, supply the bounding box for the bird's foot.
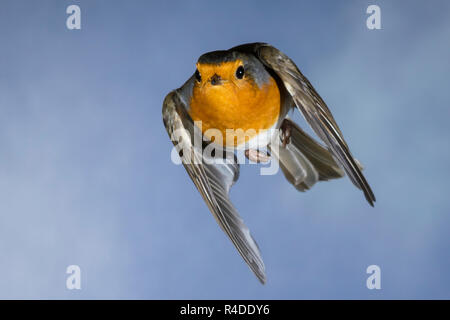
[280,119,292,148]
[245,149,271,163]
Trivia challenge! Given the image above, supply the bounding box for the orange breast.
[189,73,281,147]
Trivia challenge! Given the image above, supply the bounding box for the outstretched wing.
[234,43,376,206]
[162,90,266,283]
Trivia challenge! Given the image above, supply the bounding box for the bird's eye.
[235,66,245,79]
[195,69,201,82]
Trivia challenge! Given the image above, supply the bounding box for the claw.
[280,119,291,148]
[245,149,271,163]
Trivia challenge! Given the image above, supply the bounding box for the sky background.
[1,0,450,299]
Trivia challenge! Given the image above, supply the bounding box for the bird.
[162,43,375,284]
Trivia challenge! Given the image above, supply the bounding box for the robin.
[162,43,375,284]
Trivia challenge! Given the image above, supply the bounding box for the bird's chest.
[188,78,281,147]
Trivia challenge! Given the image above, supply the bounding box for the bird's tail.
[269,118,353,191]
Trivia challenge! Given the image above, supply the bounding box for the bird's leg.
[280,119,292,148]
[245,149,271,163]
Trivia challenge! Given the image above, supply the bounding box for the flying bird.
[162,43,375,284]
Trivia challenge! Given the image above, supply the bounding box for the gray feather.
[247,43,376,206]
[162,90,266,284]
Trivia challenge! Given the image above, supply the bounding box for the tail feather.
[285,118,345,181]
[270,139,319,191]
[270,118,354,192]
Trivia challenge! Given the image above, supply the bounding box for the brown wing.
[233,43,376,206]
[162,89,266,283]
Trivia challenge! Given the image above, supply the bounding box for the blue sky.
[0,0,450,299]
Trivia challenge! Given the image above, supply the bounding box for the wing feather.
[239,43,376,206]
[162,90,266,283]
